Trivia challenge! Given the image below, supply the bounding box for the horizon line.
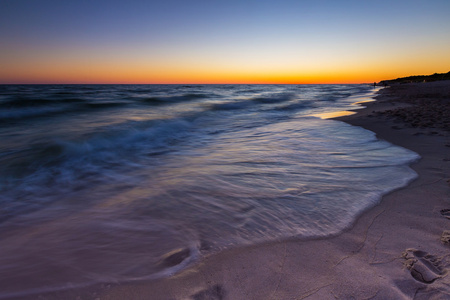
[0,82,374,85]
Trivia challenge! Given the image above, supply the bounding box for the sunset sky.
[1,0,449,84]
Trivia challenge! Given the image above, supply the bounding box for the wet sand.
[20,81,450,300]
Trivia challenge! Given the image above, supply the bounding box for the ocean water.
[0,84,418,298]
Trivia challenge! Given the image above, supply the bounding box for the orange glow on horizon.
[2,37,449,85]
[1,53,448,85]
[2,1,449,85]
[1,69,445,85]
[0,65,411,85]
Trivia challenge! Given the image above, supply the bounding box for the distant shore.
[379,71,450,85]
[20,81,450,300]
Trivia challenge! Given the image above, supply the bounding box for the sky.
[1,0,449,84]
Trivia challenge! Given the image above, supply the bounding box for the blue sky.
[1,0,449,83]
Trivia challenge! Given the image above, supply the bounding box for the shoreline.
[19,82,450,299]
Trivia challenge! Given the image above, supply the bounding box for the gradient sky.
[1,0,449,84]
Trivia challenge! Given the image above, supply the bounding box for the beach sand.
[19,81,450,300]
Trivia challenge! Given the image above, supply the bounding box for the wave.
[0,84,423,299]
[84,101,129,109]
[0,117,195,224]
[0,106,76,121]
[250,92,295,104]
[138,93,210,105]
[0,117,193,182]
[181,85,205,88]
[0,97,86,108]
[0,88,216,122]
[208,100,252,111]
[207,92,297,112]
[0,101,130,122]
[276,100,316,111]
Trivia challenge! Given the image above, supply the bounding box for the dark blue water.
[0,84,418,298]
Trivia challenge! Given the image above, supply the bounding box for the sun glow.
[1,1,450,84]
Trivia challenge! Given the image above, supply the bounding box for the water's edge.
[0,85,420,299]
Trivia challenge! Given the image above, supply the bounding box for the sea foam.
[0,84,418,297]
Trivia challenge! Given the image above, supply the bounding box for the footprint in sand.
[402,249,446,284]
[191,285,224,300]
[441,209,450,219]
[160,247,191,268]
[441,230,450,245]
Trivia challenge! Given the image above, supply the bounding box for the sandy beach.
[18,81,450,300]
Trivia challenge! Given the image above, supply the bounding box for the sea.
[0,84,419,298]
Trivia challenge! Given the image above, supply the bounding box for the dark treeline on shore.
[380,71,450,85]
